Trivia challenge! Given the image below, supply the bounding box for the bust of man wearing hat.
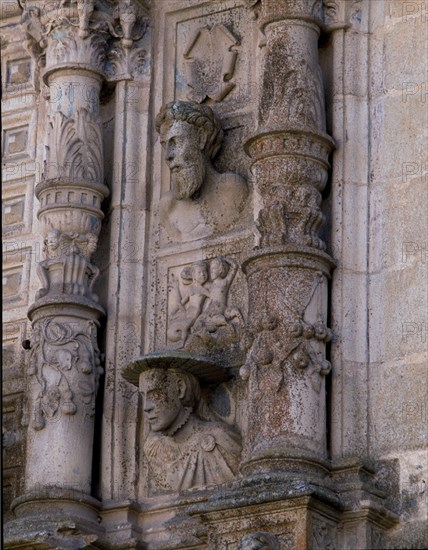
[123,354,241,493]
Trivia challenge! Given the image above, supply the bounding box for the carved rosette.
[242,0,334,474]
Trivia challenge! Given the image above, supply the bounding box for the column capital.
[245,0,324,31]
[21,0,149,80]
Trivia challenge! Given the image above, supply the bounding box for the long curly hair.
[155,100,223,159]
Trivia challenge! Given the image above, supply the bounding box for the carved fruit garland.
[28,319,103,430]
[240,272,332,391]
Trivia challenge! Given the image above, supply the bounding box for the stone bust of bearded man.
[156,100,248,241]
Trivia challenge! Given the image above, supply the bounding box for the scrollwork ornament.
[27,319,103,431]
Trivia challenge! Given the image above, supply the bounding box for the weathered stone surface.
[2,0,427,548]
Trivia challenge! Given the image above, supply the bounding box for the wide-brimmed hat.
[121,350,231,387]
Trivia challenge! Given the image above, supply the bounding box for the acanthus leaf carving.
[28,319,103,431]
[48,26,107,70]
[47,107,103,183]
[106,0,149,81]
[107,44,147,81]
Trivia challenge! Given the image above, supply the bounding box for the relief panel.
[5,57,32,87]
[166,256,244,358]
[169,2,256,113]
[2,126,29,158]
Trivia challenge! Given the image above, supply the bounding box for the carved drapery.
[241,0,335,475]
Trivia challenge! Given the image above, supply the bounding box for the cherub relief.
[167,257,243,349]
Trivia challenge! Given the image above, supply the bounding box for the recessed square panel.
[6,58,32,86]
[2,195,25,227]
[3,126,28,156]
[3,266,23,300]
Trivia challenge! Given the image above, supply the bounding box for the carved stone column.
[241,0,335,477]
[10,1,111,532]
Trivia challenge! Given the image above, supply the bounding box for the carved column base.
[240,449,331,483]
[4,488,103,549]
[115,471,397,549]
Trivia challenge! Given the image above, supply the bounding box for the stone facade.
[2,1,427,548]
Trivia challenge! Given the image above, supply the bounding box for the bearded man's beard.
[172,161,205,200]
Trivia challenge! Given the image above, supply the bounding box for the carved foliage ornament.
[167,257,243,352]
[28,319,103,430]
[21,1,148,76]
[46,107,103,184]
[183,24,240,103]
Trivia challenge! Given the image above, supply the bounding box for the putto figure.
[168,257,243,349]
[123,360,242,493]
[156,100,248,240]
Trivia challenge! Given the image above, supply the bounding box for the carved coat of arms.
[183,24,240,103]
